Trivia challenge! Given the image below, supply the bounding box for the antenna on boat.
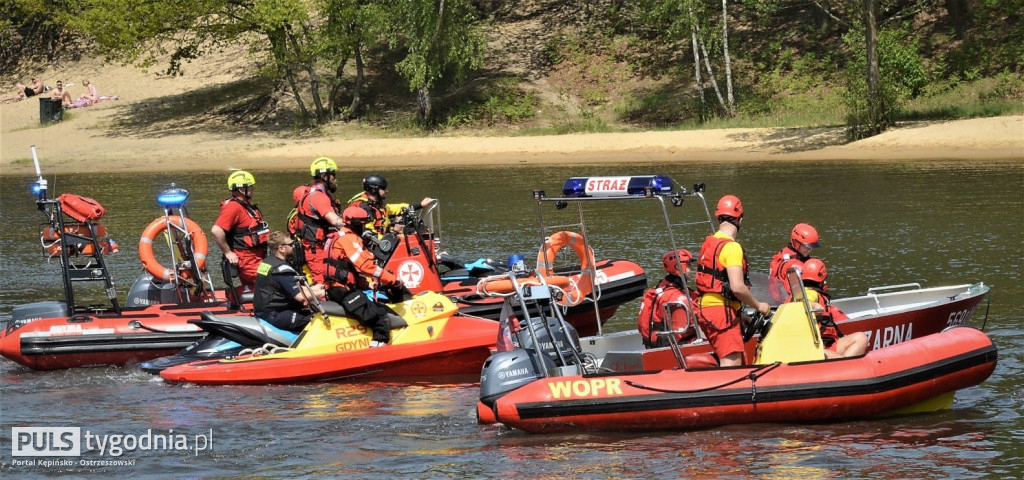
[30,145,49,202]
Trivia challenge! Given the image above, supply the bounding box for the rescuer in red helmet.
[637,249,698,349]
[767,223,823,301]
[799,258,869,358]
[323,206,404,347]
[693,194,771,366]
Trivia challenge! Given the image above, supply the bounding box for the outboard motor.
[479,347,555,406]
[10,301,69,327]
[125,273,185,307]
[516,314,581,367]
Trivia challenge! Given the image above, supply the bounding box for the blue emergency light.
[157,185,190,208]
[31,179,48,196]
[561,175,675,197]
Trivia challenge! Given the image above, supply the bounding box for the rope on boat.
[624,362,782,397]
[131,321,177,334]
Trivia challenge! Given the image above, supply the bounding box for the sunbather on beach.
[78,79,98,104]
[1,77,44,103]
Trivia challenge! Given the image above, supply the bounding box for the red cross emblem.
[410,301,427,317]
[399,260,424,288]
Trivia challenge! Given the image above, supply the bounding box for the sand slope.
[2,56,1021,175]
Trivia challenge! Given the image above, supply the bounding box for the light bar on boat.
[561,175,675,198]
[31,179,48,197]
[158,186,190,208]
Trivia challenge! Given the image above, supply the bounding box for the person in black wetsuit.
[254,231,325,332]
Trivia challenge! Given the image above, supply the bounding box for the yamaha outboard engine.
[125,273,183,307]
[479,347,555,405]
[516,314,581,367]
[479,314,581,404]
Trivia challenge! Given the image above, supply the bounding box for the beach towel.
[65,95,118,108]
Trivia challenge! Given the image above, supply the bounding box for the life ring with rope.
[536,231,595,306]
[476,273,575,297]
[138,215,208,282]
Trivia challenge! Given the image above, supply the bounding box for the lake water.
[1,159,1022,478]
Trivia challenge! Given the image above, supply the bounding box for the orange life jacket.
[290,184,338,245]
[637,276,696,348]
[694,234,749,301]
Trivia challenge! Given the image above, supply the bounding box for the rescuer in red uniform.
[694,194,771,366]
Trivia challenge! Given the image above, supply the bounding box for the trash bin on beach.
[39,97,63,124]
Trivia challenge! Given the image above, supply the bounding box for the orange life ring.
[138,216,208,282]
[477,274,574,296]
[41,224,108,257]
[536,231,595,306]
[58,194,106,222]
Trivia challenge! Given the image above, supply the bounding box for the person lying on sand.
[1,77,44,103]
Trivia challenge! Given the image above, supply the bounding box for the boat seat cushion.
[320,301,347,317]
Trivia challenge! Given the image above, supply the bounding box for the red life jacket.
[637,277,696,348]
[694,234,749,301]
[348,193,388,236]
[807,287,849,348]
[222,197,269,249]
[769,245,803,281]
[291,184,338,245]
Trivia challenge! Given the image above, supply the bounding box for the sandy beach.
[1,56,1021,175]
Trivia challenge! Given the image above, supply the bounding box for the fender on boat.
[536,231,595,306]
[138,216,208,282]
[58,193,106,222]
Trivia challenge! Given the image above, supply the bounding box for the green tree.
[60,0,341,123]
[369,0,485,125]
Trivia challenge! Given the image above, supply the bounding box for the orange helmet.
[801,258,827,285]
[342,206,370,225]
[715,194,743,218]
[662,249,694,276]
[791,223,821,249]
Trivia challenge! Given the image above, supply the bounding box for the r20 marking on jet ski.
[548,378,623,399]
[335,325,368,338]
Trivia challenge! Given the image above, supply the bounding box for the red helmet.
[662,249,694,276]
[342,206,370,225]
[715,195,743,218]
[791,223,821,249]
[801,258,827,284]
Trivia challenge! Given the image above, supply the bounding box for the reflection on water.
[1,160,1022,477]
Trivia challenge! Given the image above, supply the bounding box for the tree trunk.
[417,87,432,123]
[945,0,970,39]
[863,0,883,135]
[328,54,348,118]
[268,30,311,121]
[349,43,365,119]
[287,26,325,123]
[693,22,728,114]
[690,28,707,118]
[719,0,735,115]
